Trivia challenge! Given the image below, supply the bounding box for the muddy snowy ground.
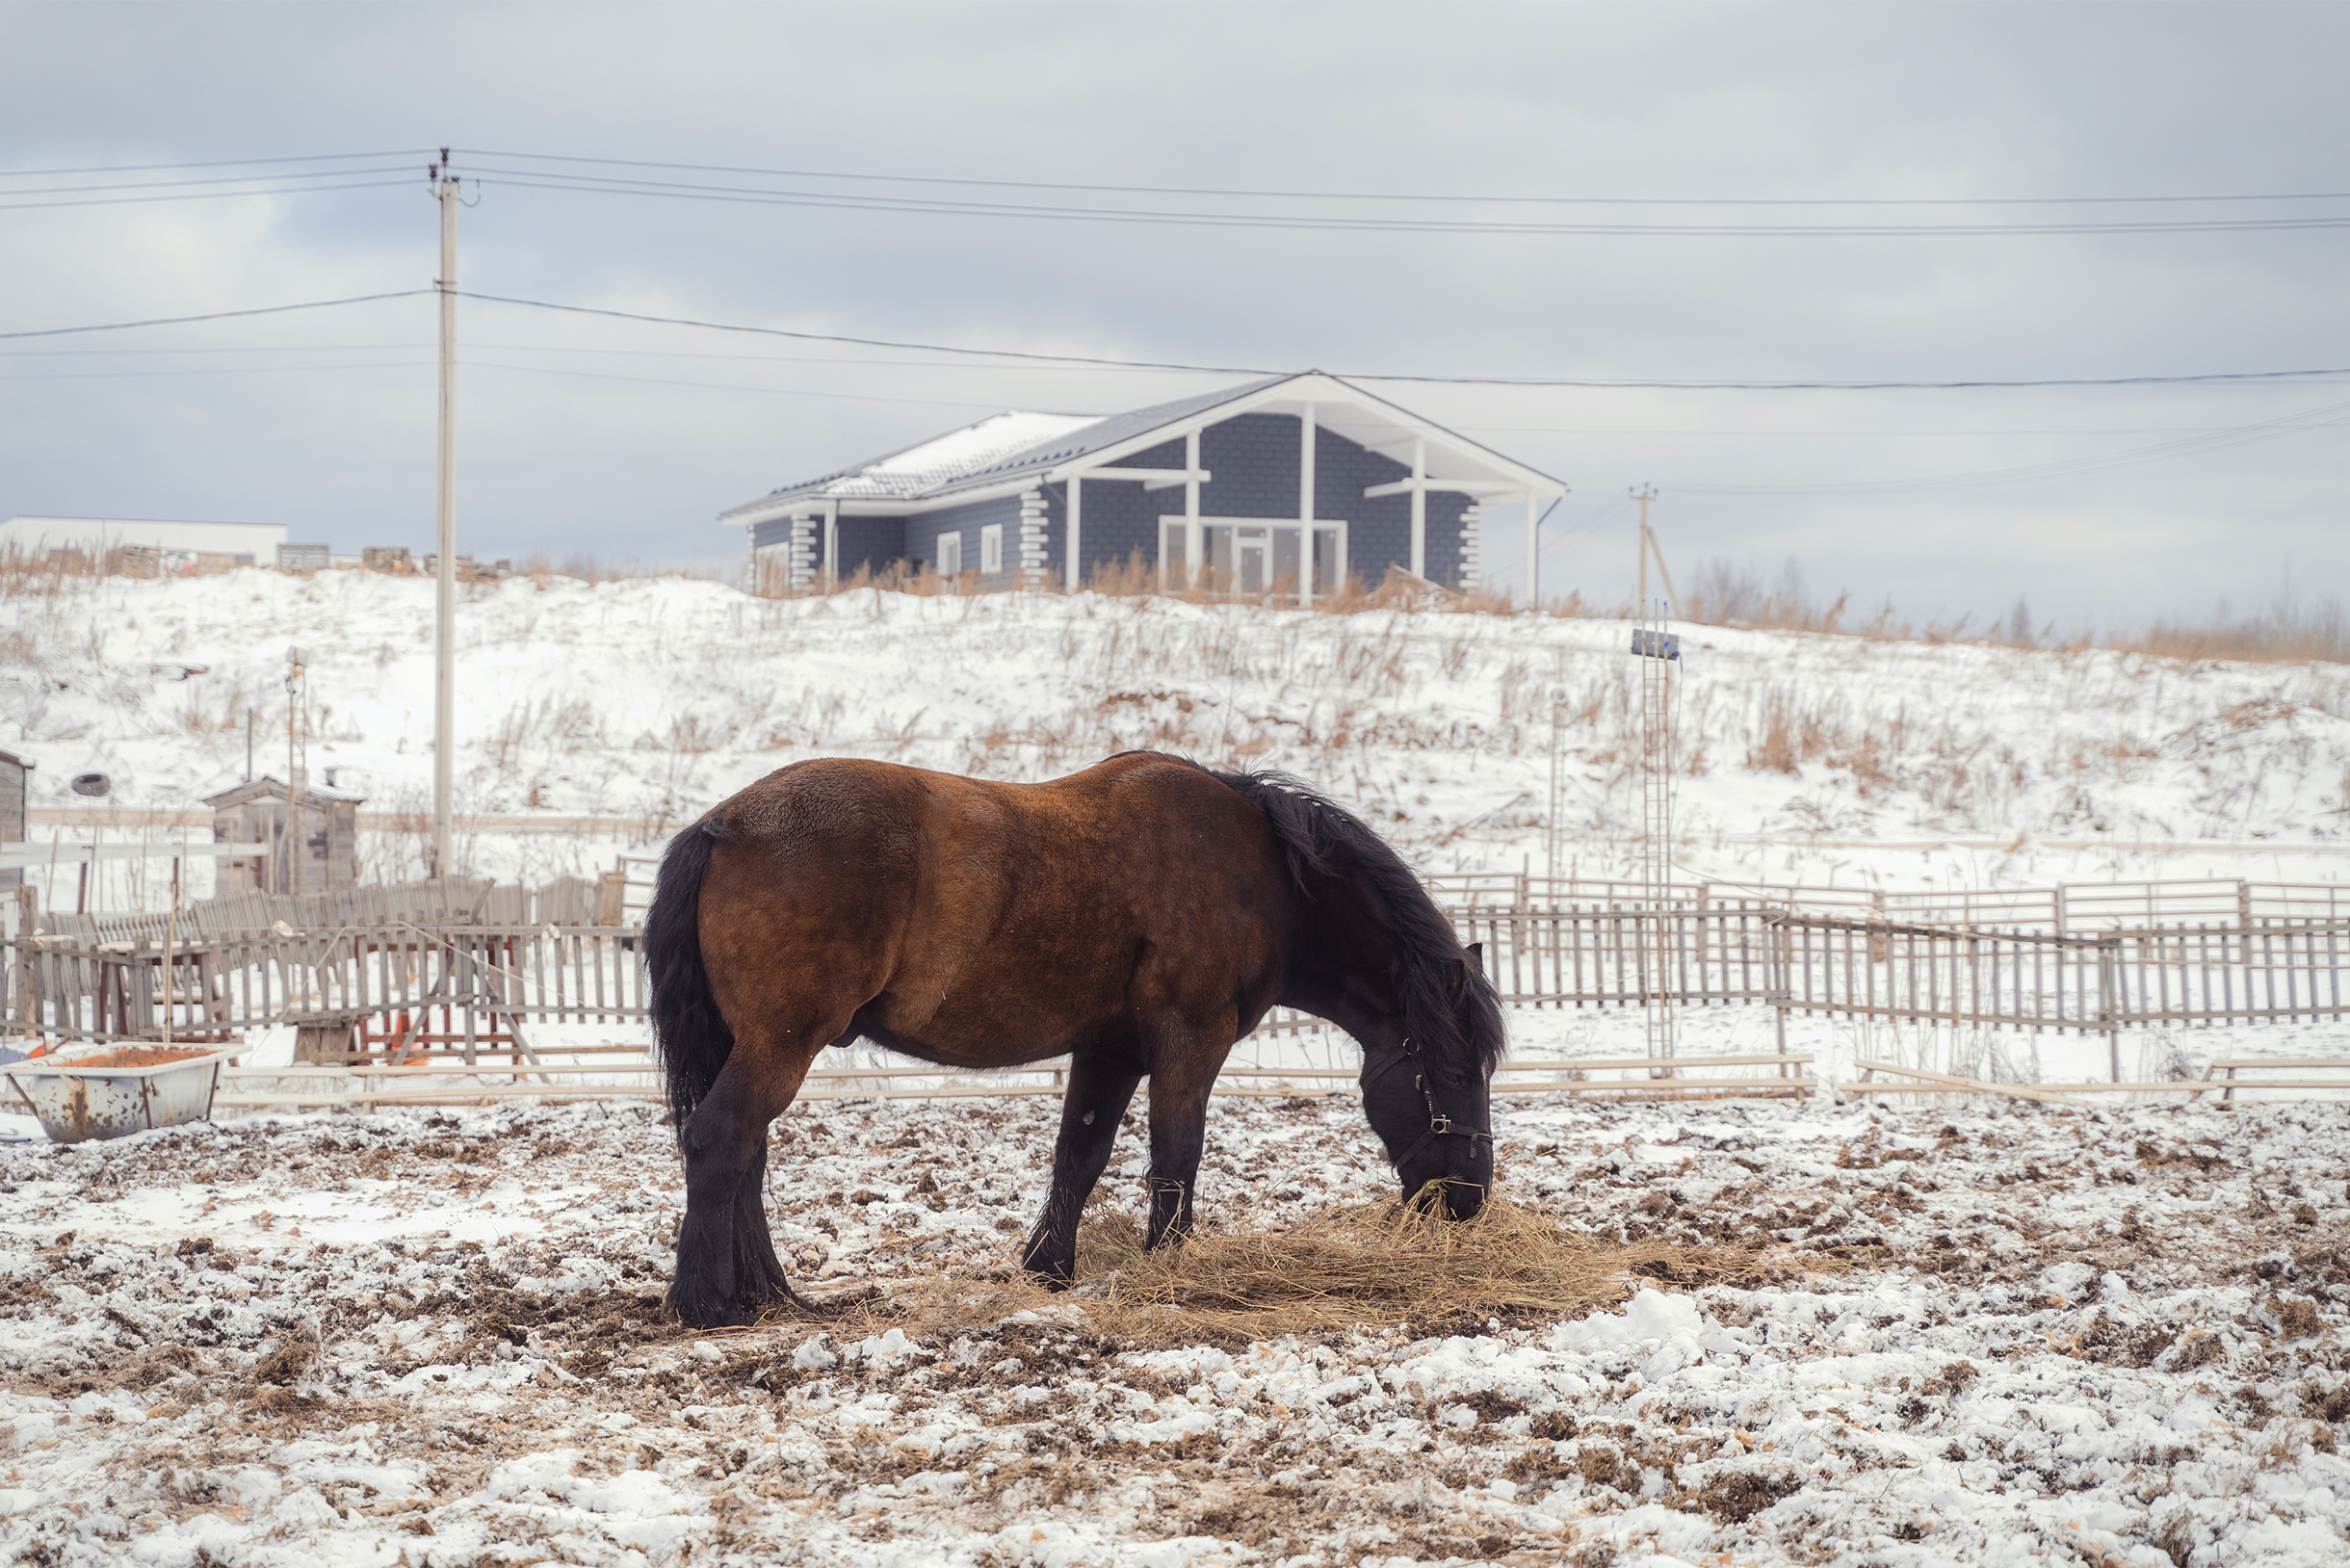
[3,1082,2349,1568]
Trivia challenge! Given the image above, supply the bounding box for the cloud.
[1,1,2343,622]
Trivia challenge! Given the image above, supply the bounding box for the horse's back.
[698,753,1292,1059]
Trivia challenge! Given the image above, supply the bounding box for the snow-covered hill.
[5,569,2344,901]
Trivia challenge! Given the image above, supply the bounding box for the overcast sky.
[2,1,2343,629]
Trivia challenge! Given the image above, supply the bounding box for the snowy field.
[6,571,2350,1564]
[6,569,2346,901]
[5,1086,2349,1567]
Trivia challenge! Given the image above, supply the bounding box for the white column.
[788,511,817,590]
[1065,474,1083,590]
[823,499,839,587]
[1185,428,1202,588]
[1298,404,1316,609]
[1409,438,1426,579]
[1523,491,1537,611]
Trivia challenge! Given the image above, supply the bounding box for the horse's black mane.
[1191,760,1505,1085]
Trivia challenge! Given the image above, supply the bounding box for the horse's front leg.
[1143,1046,1227,1250]
[1020,1053,1140,1288]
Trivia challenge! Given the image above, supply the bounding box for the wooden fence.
[5,899,2345,1086]
[5,922,645,1055]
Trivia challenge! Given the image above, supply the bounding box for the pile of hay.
[823,1192,1787,1346]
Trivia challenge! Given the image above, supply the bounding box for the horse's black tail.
[644,816,734,1140]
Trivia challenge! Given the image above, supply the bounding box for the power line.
[17,146,2346,210]
[455,165,2350,237]
[0,149,433,178]
[1665,396,2350,495]
[0,178,417,213]
[0,165,421,197]
[457,290,2350,389]
[0,292,432,341]
[6,287,2346,393]
[458,148,2350,210]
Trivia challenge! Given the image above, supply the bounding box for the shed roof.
[201,775,364,809]
[0,749,30,771]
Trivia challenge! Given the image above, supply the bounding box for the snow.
[7,572,2343,903]
[3,1089,2349,1565]
[728,409,1102,507]
[6,571,2350,1562]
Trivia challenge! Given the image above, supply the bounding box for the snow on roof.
[722,410,1100,515]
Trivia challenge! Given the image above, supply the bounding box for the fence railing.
[1424,874,2350,934]
[6,903,2346,1066]
[5,922,647,1052]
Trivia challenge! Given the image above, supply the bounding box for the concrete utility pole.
[1632,484,1681,620]
[430,149,458,880]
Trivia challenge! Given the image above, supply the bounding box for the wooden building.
[0,748,28,896]
[204,776,363,895]
[721,372,1567,600]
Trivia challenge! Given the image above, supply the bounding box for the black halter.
[1360,1036,1494,1170]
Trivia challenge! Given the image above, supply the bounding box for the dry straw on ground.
[808,1191,1795,1348]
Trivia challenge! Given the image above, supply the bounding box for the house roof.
[720,372,1563,525]
[724,410,1100,515]
[201,775,364,809]
[0,749,30,771]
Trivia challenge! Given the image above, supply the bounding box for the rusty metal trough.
[2,1045,239,1143]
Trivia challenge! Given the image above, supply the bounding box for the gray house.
[720,373,1566,601]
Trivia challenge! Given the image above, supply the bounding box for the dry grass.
[752,548,1518,617]
[810,1191,1792,1348]
[2115,598,2349,666]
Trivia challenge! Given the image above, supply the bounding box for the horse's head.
[1360,944,1497,1219]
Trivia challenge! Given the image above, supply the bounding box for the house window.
[979,523,1005,576]
[936,531,963,577]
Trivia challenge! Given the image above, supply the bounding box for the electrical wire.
[0,360,432,383]
[5,288,2344,402]
[454,291,2350,389]
[0,292,432,342]
[1665,395,2350,495]
[456,149,2350,209]
[0,149,433,178]
[454,164,2350,237]
[462,356,1034,413]
[0,166,421,197]
[0,178,417,213]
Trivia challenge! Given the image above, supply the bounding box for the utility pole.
[429,149,459,880]
[285,647,304,896]
[1632,484,1682,621]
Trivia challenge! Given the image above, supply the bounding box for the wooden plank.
[1852,1059,2088,1106]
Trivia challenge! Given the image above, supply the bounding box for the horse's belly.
[848,1000,1083,1071]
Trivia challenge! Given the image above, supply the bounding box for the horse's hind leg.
[729,1136,796,1307]
[1020,1053,1141,1288]
[671,1024,836,1328]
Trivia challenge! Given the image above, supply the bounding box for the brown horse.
[643,750,1503,1329]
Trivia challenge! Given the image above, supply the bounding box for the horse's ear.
[1451,944,1484,997]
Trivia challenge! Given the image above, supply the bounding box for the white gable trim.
[1046,373,1564,499]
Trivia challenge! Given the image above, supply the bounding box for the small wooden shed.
[204,775,363,894]
[0,748,29,895]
